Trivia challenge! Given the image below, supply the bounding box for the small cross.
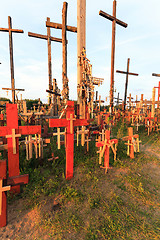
[0,178,11,215]
[67,114,76,134]
[77,126,89,146]
[53,128,66,149]
[6,129,21,154]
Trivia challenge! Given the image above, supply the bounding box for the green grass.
[5,124,160,240]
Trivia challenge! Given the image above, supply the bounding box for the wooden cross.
[77,126,89,147]
[0,16,24,103]
[49,101,88,180]
[6,129,21,154]
[0,104,41,193]
[99,0,128,112]
[28,18,62,104]
[122,127,141,159]
[46,2,77,102]
[152,73,160,109]
[96,130,118,173]
[116,58,138,110]
[53,128,65,149]
[0,159,29,227]
[114,92,122,106]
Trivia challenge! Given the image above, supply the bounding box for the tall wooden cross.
[99,0,128,112]
[46,2,77,103]
[152,73,160,109]
[0,16,24,103]
[49,101,88,180]
[0,104,41,193]
[28,18,62,104]
[116,58,138,110]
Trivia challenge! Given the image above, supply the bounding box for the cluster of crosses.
[1,0,160,229]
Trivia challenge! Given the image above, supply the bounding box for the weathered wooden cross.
[28,18,62,104]
[49,101,88,180]
[0,16,24,103]
[116,58,139,110]
[99,0,128,112]
[0,104,41,193]
[46,2,77,103]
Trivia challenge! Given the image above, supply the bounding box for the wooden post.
[116,58,138,110]
[151,87,155,118]
[77,0,86,118]
[47,17,52,103]
[0,16,24,103]
[99,1,127,112]
[62,2,68,102]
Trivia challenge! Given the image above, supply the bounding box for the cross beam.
[46,2,77,102]
[116,58,138,110]
[0,16,24,103]
[99,0,128,112]
[28,17,62,104]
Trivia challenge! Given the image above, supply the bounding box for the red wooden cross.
[122,127,141,159]
[96,130,118,173]
[49,101,88,180]
[0,104,41,193]
[0,159,28,228]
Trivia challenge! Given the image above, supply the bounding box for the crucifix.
[46,2,77,103]
[99,0,128,112]
[0,16,24,103]
[28,18,62,104]
[116,58,138,110]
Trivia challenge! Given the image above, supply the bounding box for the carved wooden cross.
[49,101,88,180]
[0,16,24,103]
[99,0,127,112]
[46,2,77,102]
[116,58,138,110]
[28,18,62,104]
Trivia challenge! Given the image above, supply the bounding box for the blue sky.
[0,0,160,103]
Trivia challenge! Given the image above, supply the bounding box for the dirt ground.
[0,143,160,240]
